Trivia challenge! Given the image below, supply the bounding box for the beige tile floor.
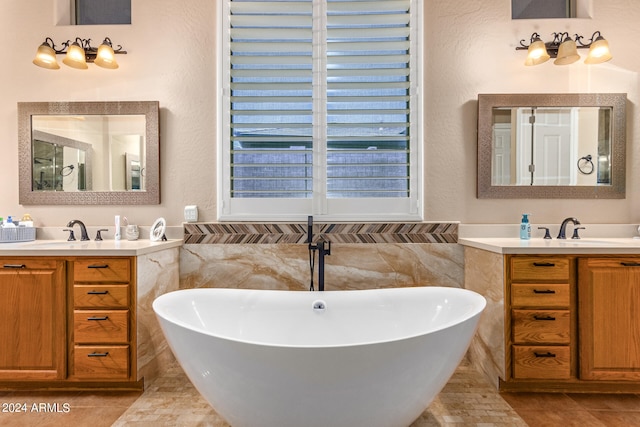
[0,360,525,426]
[6,360,640,426]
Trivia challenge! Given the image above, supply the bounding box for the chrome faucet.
[557,217,581,239]
[66,219,90,241]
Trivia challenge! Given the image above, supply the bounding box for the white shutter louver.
[223,0,419,219]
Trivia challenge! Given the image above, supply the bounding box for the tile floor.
[1,361,639,426]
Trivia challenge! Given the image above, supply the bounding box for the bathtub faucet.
[307,216,331,291]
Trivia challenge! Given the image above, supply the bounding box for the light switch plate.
[184,205,198,222]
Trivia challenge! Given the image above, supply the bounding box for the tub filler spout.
[307,215,331,291]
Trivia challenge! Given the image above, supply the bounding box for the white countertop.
[0,239,183,256]
[459,237,640,255]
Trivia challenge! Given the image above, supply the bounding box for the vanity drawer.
[511,257,570,282]
[74,259,130,283]
[74,284,129,308]
[73,345,129,379]
[512,310,570,344]
[74,310,129,343]
[512,345,571,379]
[511,283,570,308]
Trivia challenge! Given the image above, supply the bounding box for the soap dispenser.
[519,214,531,240]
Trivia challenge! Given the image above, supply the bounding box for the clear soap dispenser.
[519,214,531,240]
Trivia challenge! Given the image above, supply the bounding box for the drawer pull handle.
[532,262,556,267]
[87,264,109,269]
[88,352,109,357]
[3,264,26,269]
[87,316,109,321]
[533,315,556,321]
[534,352,556,358]
[533,289,556,294]
[621,262,640,267]
[87,290,109,295]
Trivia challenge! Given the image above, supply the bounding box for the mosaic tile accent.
[184,222,458,244]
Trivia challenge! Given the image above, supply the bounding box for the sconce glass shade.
[554,38,580,65]
[62,42,88,69]
[94,41,119,69]
[524,38,550,66]
[585,36,612,64]
[32,42,60,69]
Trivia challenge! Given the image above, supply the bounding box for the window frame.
[217,0,424,222]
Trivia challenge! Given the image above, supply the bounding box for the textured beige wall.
[1,0,639,228]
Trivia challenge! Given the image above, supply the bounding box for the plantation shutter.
[222,0,420,220]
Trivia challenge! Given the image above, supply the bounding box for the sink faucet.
[66,219,90,241]
[557,217,581,239]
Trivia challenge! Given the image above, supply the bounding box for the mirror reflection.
[491,106,612,186]
[477,93,626,199]
[32,114,145,192]
[18,101,160,205]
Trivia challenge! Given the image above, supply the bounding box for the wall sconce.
[516,31,612,66]
[33,37,126,70]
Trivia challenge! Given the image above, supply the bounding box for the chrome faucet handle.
[572,227,586,239]
[95,229,108,241]
[537,227,552,239]
[63,228,76,241]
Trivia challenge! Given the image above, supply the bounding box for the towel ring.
[577,155,594,175]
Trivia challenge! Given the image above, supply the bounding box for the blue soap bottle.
[520,214,531,240]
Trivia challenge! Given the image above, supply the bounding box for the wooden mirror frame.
[477,93,626,199]
[18,101,160,205]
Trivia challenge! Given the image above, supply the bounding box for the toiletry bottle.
[115,215,121,241]
[519,214,531,240]
[3,216,16,228]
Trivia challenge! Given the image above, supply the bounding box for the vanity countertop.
[458,237,640,255]
[0,239,183,257]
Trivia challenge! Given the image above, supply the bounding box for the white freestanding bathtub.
[153,287,486,427]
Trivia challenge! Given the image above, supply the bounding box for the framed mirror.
[477,93,626,199]
[18,101,160,204]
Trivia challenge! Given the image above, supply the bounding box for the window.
[219,0,422,220]
[512,0,578,19]
[74,0,131,25]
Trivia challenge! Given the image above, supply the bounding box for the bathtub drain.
[312,300,326,312]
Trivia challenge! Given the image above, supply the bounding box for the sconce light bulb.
[524,39,550,66]
[585,37,612,64]
[63,42,89,69]
[94,42,119,69]
[33,42,60,70]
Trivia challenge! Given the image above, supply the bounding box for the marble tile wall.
[464,246,506,389]
[136,246,181,383]
[180,222,463,291]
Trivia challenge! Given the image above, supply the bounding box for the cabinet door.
[0,259,66,380]
[578,258,640,381]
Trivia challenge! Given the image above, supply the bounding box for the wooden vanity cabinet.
[70,257,136,382]
[507,256,576,382]
[578,257,640,381]
[0,258,66,380]
[502,254,640,392]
